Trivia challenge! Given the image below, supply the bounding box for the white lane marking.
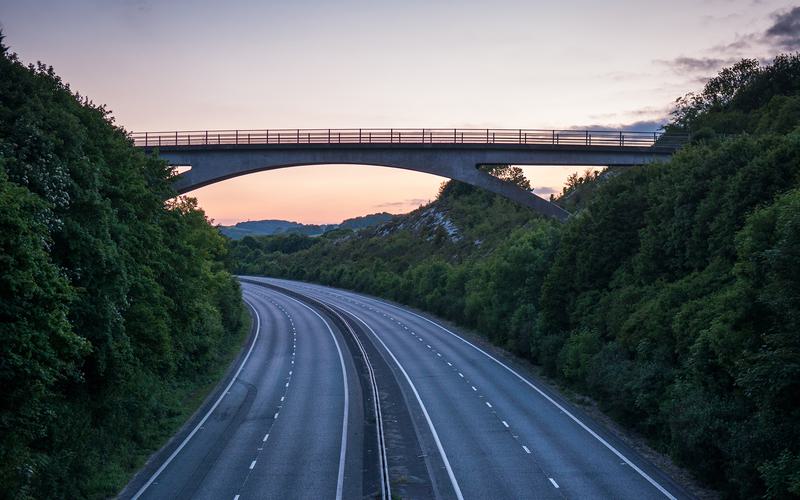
[447,362,452,366]
[502,421,509,428]
[289,370,293,375]
[486,402,492,408]
[249,460,257,470]
[347,311,464,500]
[132,300,262,500]
[234,495,240,500]
[263,433,269,442]
[549,478,560,488]
[523,445,531,454]
[277,293,350,500]
[437,353,442,357]
[285,382,289,388]
[310,286,679,500]
[458,372,464,378]
[471,386,477,391]
[274,412,279,419]
[427,344,432,349]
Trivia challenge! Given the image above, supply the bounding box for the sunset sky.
[2,0,797,224]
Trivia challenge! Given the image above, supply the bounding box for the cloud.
[658,7,799,82]
[658,56,739,74]
[765,6,800,50]
[711,33,760,54]
[532,186,558,196]
[568,118,668,132]
[374,198,429,209]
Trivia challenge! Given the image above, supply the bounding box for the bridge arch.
[135,128,685,221]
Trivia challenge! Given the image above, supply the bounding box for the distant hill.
[220,212,394,239]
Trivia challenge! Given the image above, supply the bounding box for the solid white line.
[132,300,262,500]
[523,445,531,454]
[263,433,269,442]
[249,460,257,470]
[311,286,679,500]
[347,310,464,500]
[278,293,350,500]
[549,478,559,488]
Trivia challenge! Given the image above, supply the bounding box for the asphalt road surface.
[123,277,694,500]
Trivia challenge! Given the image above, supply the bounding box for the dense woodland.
[0,38,245,498]
[229,55,800,498]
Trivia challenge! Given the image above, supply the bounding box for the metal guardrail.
[131,128,688,149]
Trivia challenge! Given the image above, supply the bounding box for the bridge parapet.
[131,128,688,150]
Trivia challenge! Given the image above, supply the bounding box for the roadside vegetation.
[228,54,800,498]
[0,36,246,498]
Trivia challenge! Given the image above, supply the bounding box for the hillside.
[228,54,800,498]
[0,37,246,498]
[220,212,394,239]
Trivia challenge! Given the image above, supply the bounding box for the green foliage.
[0,37,244,498]
[230,54,800,498]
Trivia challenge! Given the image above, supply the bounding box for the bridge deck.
[132,128,687,151]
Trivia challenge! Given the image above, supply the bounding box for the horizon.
[2,0,796,224]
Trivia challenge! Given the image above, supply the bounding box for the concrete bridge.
[132,128,687,221]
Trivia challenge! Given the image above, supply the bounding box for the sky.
[2,0,798,224]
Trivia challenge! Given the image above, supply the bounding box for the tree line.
[228,54,800,498]
[0,36,246,498]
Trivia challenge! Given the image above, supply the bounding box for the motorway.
[123,277,693,500]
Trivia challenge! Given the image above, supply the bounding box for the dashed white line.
[234,495,240,500]
[486,402,492,408]
[312,287,679,500]
[347,311,464,500]
[458,372,464,378]
[437,353,442,357]
[502,421,509,428]
[549,478,560,488]
[447,362,452,366]
[523,445,531,454]
[263,433,269,442]
[471,386,477,391]
[131,300,262,500]
[249,460,257,470]
[274,412,279,419]
[277,293,350,500]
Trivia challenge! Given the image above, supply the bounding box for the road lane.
[254,277,692,500]
[128,284,357,500]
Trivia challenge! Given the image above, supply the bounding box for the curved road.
[125,283,362,499]
[248,277,692,500]
[124,277,693,500]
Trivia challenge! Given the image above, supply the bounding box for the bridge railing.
[131,128,688,149]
